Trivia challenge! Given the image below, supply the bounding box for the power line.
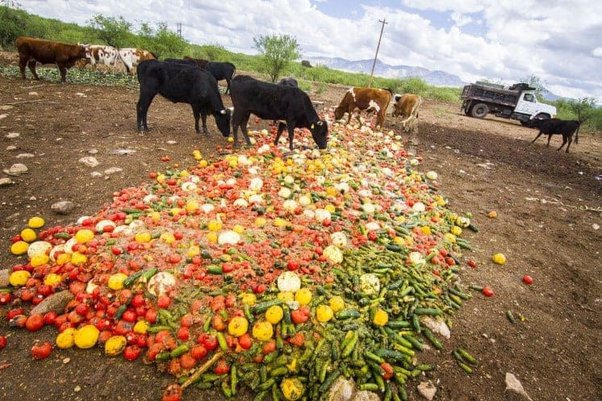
[368,18,387,88]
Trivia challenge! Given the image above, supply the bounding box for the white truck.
[460,82,556,125]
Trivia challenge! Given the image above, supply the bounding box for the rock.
[90,171,102,178]
[16,153,35,159]
[30,290,74,315]
[505,373,533,401]
[3,163,28,176]
[417,381,437,401]
[0,114,7,120]
[79,156,99,167]
[29,91,39,96]
[0,105,14,110]
[328,377,355,401]
[6,145,17,151]
[351,391,380,401]
[75,92,87,97]
[422,316,451,339]
[0,178,14,187]
[113,148,137,155]
[166,140,177,145]
[593,223,600,230]
[88,148,98,155]
[104,167,123,175]
[51,200,75,215]
[0,269,9,287]
[6,132,19,138]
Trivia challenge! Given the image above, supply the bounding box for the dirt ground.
[0,56,600,401]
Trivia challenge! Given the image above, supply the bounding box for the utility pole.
[177,23,182,38]
[368,18,387,88]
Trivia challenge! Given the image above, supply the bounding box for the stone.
[417,381,437,401]
[0,178,14,187]
[113,148,136,155]
[88,148,98,154]
[30,290,74,315]
[16,153,35,159]
[104,167,123,175]
[351,391,379,401]
[79,156,99,167]
[91,171,102,178]
[505,373,533,401]
[6,132,19,138]
[0,105,14,111]
[166,140,177,145]
[29,91,39,96]
[6,145,17,151]
[51,200,75,215]
[0,114,7,120]
[3,163,28,176]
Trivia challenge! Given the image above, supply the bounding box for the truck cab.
[461,82,556,124]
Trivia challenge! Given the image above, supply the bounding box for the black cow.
[204,62,236,94]
[230,75,328,150]
[163,58,197,66]
[528,118,580,153]
[136,60,231,137]
[278,77,298,87]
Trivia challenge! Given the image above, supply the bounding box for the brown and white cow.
[392,94,423,132]
[76,45,119,69]
[334,87,392,129]
[118,48,156,75]
[16,36,86,82]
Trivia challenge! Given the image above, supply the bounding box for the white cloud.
[13,0,602,99]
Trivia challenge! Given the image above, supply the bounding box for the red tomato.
[31,341,53,360]
[146,343,163,361]
[180,314,194,328]
[162,384,182,401]
[368,231,378,241]
[214,359,230,375]
[145,308,158,323]
[123,345,141,361]
[0,292,12,305]
[238,333,252,350]
[252,284,266,294]
[262,340,276,355]
[25,314,44,332]
[225,294,236,308]
[482,287,494,297]
[157,296,171,309]
[7,308,24,320]
[75,303,89,316]
[211,315,225,331]
[522,275,534,285]
[176,326,190,341]
[466,259,477,268]
[0,335,7,350]
[111,247,122,256]
[122,310,137,323]
[289,333,305,347]
[180,352,197,370]
[287,261,299,271]
[191,345,208,360]
[380,362,394,380]
[41,312,57,326]
[37,285,53,297]
[199,333,218,351]
[291,306,310,325]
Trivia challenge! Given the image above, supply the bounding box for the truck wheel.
[470,103,489,118]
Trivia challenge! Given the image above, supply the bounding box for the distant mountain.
[305,57,465,87]
[539,88,562,102]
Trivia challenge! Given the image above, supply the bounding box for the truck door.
[514,92,538,117]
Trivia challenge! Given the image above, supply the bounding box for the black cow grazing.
[278,77,298,87]
[528,118,581,153]
[136,60,231,137]
[230,75,328,151]
[204,62,236,94]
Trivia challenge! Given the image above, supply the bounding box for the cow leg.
[557,135,567,151]
[27,60,40,80]
[201,113,210,135]
[565,135,573,153]
[287,123,296,151]
[58,64,68,83]
[274,122,287,146]
[531,131,543,143]
[225,78,231,95]
[137,91,156,132]
[240,114,252,146]
[191,105,202,134]
[546,134,553,147]
[19,56,29,79]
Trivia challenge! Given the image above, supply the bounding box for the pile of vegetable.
[0,65,138,88]
[1,117,476,401]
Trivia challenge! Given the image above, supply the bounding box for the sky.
[12,0,602,99]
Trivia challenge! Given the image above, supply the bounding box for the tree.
[567,97,597,123]
[522,74,546,99]
[137,22,186,59]
[253,34,300,83]
[88,15,131,47]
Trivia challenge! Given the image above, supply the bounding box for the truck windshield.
[524,93,535,102]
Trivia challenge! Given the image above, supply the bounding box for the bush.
[253,34,300,83]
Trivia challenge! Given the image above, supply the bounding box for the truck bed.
[461,83,520,107]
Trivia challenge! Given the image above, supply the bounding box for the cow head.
[333,106,345,121]
[215,108,232,137]
[310,120,328,149]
